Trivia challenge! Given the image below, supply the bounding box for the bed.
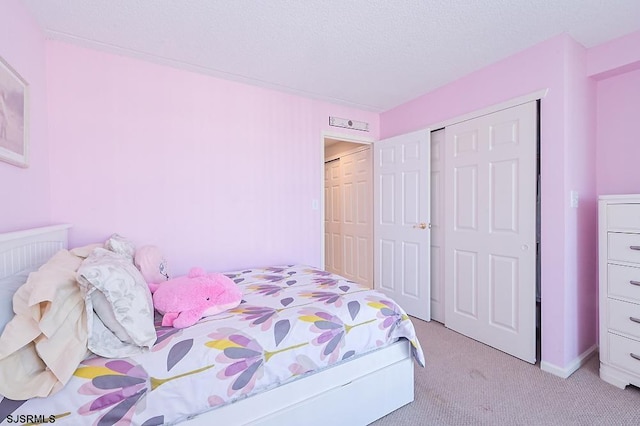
[0,225,424,426]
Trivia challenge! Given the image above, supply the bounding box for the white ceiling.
[22,0,640,112]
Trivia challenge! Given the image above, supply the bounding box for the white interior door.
[340,148,373,287]
[444,101,537,363]
[374,129,431,321]
[324,159,343,275]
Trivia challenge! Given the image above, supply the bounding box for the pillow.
[77,247,156,358]
[134,245,170,290]
[0,268,35,336]
[103,233,136,261]
[90,291,134,344]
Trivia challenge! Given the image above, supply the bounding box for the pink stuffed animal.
[153,267,242,328]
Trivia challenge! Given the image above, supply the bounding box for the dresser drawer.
[607,298,640,339]
[608,333,640,376]
[608,264,640,302]
[608,233,640,264]
[608,204,640,231]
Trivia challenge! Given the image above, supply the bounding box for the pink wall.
[587,30,640,80]
[381,34,596,370]
[563,40,598,363]
[0,0,51,232]
[590,29,640,196]
[596,69,640,195]
[46,41,379,275]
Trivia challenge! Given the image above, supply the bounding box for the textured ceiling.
[22,0,640,112]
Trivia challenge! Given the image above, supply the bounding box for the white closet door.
[374,129,431,321]
[325,159,343,276]
[340,149,373,287]
[444,101,537,363]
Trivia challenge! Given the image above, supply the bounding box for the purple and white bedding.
[0,265,424,426]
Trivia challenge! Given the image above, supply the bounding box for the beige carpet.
[373,319,640,426]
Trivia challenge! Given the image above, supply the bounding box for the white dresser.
[599,194,640,389]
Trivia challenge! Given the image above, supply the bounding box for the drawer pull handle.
[631,353,640,361]
[630,280,640,286]
[631,317,640,324]
[631,246,640,251]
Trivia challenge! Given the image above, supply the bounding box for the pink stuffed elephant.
[153,267,242,328]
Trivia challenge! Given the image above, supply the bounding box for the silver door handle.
[630,246,640,251]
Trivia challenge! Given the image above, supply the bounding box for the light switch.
[570,190,579,209]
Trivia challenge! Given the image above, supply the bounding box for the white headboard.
[0,224,72,279]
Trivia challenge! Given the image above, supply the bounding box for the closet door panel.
[444,101,537,364]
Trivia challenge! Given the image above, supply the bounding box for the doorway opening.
[322,135,373,288]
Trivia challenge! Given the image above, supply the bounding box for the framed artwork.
[0,55,28,168]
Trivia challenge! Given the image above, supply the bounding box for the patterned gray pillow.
[103,233,136,262]
[77,247,156,358]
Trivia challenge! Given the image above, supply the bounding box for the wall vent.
[329,116,369,132]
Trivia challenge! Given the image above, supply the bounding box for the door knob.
[413,223,428,229]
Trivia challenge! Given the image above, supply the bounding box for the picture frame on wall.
[0,55,28,168]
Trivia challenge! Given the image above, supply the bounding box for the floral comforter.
[0,265,424,426]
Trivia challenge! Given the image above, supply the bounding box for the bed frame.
[0,224,71,279]
[0,225,416,426]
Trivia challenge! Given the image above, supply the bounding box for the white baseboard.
[540,344,597,379]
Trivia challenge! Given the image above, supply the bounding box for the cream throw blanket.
[0,246,96,400]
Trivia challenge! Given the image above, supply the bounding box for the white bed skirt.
[185,339,414,425]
